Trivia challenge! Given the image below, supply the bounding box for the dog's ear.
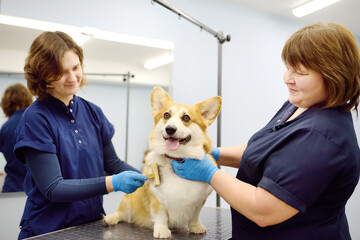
[196,96,222,126]
[151,86,173,115]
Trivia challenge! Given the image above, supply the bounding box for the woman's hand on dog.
[112,171,147,193]
[171,155,219,184]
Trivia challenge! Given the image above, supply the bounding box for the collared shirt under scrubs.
[232,101,360,240]
[0,109,27,192]
[14,95,115,236]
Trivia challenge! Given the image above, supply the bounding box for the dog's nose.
[165,126,177,135]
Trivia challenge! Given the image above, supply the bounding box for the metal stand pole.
[216,40,223,207]
[151,0,230,207]
[124,72,134,163]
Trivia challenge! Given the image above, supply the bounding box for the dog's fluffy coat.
[103,86,222,238]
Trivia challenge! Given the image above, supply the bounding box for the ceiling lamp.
[0,14,174,50]
[292,0,341,17]
[144,54,174,70]
[0,14,90,45]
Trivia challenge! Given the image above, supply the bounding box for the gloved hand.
[171,154,219,184]
[211,147,220,162]
[112,171,147,193]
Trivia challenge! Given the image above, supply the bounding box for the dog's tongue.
[165,138,179,151]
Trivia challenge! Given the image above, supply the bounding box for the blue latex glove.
[171,154,219,184]
[211,147,220,162]
[112,171,147,193]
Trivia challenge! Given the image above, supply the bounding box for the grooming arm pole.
[152,0,230,43]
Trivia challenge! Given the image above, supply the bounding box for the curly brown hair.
[282,22,360,115]
[1,83,33,117]
[24,31,87,101]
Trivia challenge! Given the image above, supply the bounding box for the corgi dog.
[103,86,222,238]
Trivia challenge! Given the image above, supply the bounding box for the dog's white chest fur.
[147,152,213,229]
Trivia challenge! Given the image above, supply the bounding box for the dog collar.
[164,154,184,163]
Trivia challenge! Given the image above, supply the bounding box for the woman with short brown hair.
[172,22,360,240]
[0,83,33,192]
[282,22,360,113]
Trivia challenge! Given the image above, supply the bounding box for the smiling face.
[283,64,327,109]
[48,50,83,105]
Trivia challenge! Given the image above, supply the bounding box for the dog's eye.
[182,115,190,122]
[164,112,171,120]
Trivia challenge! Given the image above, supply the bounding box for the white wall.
[1,0,359,238]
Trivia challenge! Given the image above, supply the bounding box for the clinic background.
[0,0,359,239]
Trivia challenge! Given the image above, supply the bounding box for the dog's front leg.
[188,205,207,234]
[151,203,171,238]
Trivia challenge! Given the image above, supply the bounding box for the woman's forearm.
[24,147,108,202]
[210,170,298,227]
[217,142,248,168]
[103,141,141,174]
[106,176,114,193]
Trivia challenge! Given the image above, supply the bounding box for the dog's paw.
[153,226,171,239]
[189,223,207,234]
[103,213,121,226]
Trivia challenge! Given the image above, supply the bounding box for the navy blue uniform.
[14,95,137,238]
[0,109,27,192]
[232,101,360,240]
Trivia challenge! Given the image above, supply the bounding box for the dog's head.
[149,86,222,159]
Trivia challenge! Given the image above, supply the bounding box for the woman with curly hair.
[14,31,147,239]
[0,83,33,192]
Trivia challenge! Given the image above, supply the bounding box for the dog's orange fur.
[103,86,222,238]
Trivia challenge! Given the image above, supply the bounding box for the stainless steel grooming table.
[26,207,232,240]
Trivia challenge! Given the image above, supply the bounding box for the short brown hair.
[1,83,33,117]
[282,23,360,115]
[24,31,88,101]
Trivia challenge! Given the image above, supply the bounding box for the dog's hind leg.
[103,211,125,226]
[103,199,128,226]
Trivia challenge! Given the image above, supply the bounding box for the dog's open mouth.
[164,135,191,151]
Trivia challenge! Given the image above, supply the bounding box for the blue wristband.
[211,148,220,162]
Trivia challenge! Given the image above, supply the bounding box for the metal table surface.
[26,207,232,240]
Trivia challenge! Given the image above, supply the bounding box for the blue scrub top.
[232,101,360,240]
[14,94,115,236]
[0,109,27,192]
